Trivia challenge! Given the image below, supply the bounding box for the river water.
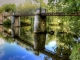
[0,25,79,60]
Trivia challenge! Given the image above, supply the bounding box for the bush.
[70,44,80,60]
[3,19,11,28]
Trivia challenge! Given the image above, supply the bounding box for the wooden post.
[34,8,46,33]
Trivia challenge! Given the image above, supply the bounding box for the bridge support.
[34,8,46,33]
[11,13,20,27]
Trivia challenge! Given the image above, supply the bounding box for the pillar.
[14,16,20,27]
[11,13,15,26]
[34,8,46,33]
[11,13,20,37]
[11,13,20,27]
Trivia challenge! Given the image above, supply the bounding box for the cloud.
[0,51,5,58]
[0,38,5,45]
[9,55,27,60]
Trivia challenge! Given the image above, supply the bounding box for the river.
[0,25,79,60]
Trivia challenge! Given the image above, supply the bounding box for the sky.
[0,0,48,6]
[0,0,26,6]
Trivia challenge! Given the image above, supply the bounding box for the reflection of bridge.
[14,12,80,16]
[0,14,3,24]
[0,25,68,60]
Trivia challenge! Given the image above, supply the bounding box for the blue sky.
[0,38,45,60]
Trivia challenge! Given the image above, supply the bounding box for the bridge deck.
[42,12,80,16]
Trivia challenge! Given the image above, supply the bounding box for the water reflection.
[0,25,3,33]
[0,25,79,60]
[0,39,44,60]
[34,34,46,55]
[0,32,45,60]
[11,25,20,37]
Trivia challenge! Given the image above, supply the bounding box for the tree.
[0,7,3,13]
[48,0,80,13]
[33,0,47,8]
[17,0,37,14]
[47,0,80,34]
[2,4,16,12]
[70,44,80,60]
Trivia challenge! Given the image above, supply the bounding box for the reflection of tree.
[45,33,72,60]
[4,36,14,43]
[57,33,74,48]
[0,33,15,43]
[56,46,71,60]
[20,26,33,43]
[46,34,57,45]
[41,32,77,60]
[70,16,80,36]
[56,33,76,60]
[44,55,52,60]
[1,28,73,60]
[70,44,80,60]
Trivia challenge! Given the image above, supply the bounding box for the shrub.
[70,44,80,60]
[3,19,11,28]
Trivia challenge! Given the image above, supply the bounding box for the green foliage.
[20,26,32,42]
[0,7,3,13]
[70,44,80,60]
[16,1,37,14]
[47,0,80,35]
[0,33,14,43]
[0,3,16,13]
[34,0,47,7]
[3,19,11,28]
[2,4,16,12]
[48,0,80,13]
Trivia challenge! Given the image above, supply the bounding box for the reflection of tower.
[34,34,46,55]
[11,25,20,37]
[0,25,3,33]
